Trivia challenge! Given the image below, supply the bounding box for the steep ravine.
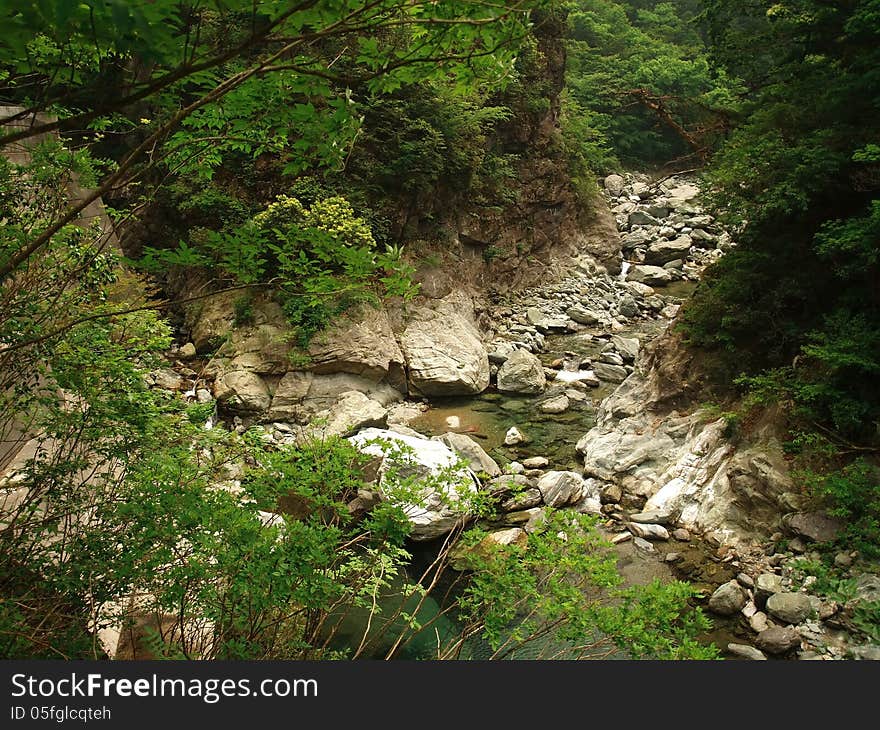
[156,172,879,661]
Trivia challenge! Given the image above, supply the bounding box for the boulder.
[604,174,626,196]
[644,235,692,266]
[537,471,585,507]
[629,510,674,525]
[266,371,312,421]
[539,394,570,414]
[727,644,767,661]
[504,426,526,446]
[400,301,489,396]
[708,581,747,616]
[618,295,639,319]
[627,522,669,541]
[628,211,660,228]
[497,349,547,394]
[626,264,673,286]
[348,428,479,541]
[307,305,405,385]
[611,336,640,362]
[522,456,549,469]
[150,368,183,391]
[213,370,271,414]
[592,362,629,383]
[566,306,602,325]
[310,391,387,438]
[435,432,502,477]
[450,528,528,571]
[501,488,543,512]
[766,593,813,625]
[754,573,785,606]
[755,626,801,655]
[783,511,844,544]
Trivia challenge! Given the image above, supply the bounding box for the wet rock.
[708,581,747,616]
[592,362,629,384]
[766,593,813,625]
[497,349,547,394]
[727,644,767,661]
[755,626,801,655]
[539,394,570,414]
[522,456,549,469]
[633,536,655,553]
[629,510,674,525]
[504,426,526,446]
[435,432,502,478]
[627,522,669,541]
[610,335,640,362]
[537,471,585,507]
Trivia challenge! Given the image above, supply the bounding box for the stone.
[766,593,813,625]
[627,522,669,541]
[850,646,880,661]
[348,428,478,541]
[504,426,526,446]
[611,532,632,544]
[307,305,405,383]
[727,644,767,661]
[628,210,660,227]
[749,612,769,633]
[755,573,785,606]
[488,340,519,364]
[599,351,625,366]
[755,626,801,655]
[664,552,681,563]
[633,536,655,553]
[566,306,602,326]
[592,362,629,383]
[737,573,755,589]
[856,574,880,602]
[435,432,502,478]
[539,394,570,414]
[672,528,691,542]
[177,342,197,360]
[783,511,844,544]
[501,488,543,512]
[618,296,639,319]
[644,235,692,266]
[604,174,625,196]
[626,264,673,286]
[626,281,655,298]
[497,349,547,394]
[629,510,674,525]
[400,301,490,396]
[522,456,549,469]
[151,368,183,391]
[507,461,525,475]
[621,229,652,250]
[610,336,640,362]
[311,391,387,438]
[537,471,585,508]
[834,552,853,569]
[708,581,747,616]
[601,483,623,504]
[265,371,312,421]
[214,370,271,414]
[195,388,213,404]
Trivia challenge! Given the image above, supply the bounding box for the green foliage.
[788,557,858,603]
[852,600,880,645]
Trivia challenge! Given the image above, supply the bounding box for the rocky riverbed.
[149,172,879,660]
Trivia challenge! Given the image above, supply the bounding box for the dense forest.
[0,1,877,662]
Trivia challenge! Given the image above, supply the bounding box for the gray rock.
[266,371,312,420]
[506,461,525,475]
[592,362,629,383]
[151,367,184,391]
[629,510,674,525]
[672,528,691,541]
[348,428,477,541]
[611,532,632,544]
[501,488,543,512]
[196,388,213,404]
[633,536,656,553]
[400,303,490,396]
[626,264,673,286]
[621,230,652,250]
[537,471,585,507]
[610,336,640,362]
[849,645,880,661]
[601,482,623,504]
[855,574,880,602]
[708,581,747,616]
[755,573,784,605]
[214,369,271,414]
[618,295,639,319]
[628,211,660,227]
[311,391,387,437]
[497,349,547,394]
[749,611,769,633]
[435,432,502,477]
[644,235,692,266]
[604,174,625,196]
[566,306,602,325]
[737,573,755,589]
[177,342,197,360]
[522,456,549,469]
[783,511,844,544]
[727,644,767,661]
[599,351,625,366]
[504,426,526,446]
[834,552,853,569]
[539,394,570,414]
[627,522,669,541]
[755,626,801,655]
[766,593,814,625]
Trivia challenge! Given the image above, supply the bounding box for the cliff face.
[409,9,620,300]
